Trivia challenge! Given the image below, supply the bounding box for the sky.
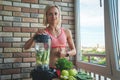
[80,0,105,47]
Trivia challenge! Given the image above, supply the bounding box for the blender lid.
[33,34,51,43]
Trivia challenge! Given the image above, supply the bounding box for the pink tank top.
[45,28,67,48]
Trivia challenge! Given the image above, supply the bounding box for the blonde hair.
[43,4,61,27]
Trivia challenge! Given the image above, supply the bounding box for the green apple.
[69,68,78,76]
[61,70,69,76]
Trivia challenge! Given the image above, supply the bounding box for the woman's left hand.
[58,48,66,58]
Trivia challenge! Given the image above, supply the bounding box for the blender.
[31,34,58,80]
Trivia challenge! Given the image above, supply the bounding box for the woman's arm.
[65,29,76,56]
[24,37,35,50]
[24,28,46,50]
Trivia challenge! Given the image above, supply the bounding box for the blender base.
[31,66,58,80]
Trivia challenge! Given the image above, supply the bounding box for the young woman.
[24,4,76,67]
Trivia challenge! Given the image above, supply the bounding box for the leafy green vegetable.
[75,72,93,80]
[55,58,73,71]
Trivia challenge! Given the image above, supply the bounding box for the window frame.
[108,0,120,79]
[74,0,120,79]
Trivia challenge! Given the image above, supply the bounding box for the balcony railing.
[76,53,111,80]
[82,53,106,63]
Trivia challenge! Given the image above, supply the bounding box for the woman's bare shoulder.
[63,28,70,32]
[62,28,72,37]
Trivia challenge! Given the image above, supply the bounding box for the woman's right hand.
[36,28,46,35]
[33,28,47,38]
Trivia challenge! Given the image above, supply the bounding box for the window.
[75,0,112,79]
[80,0,106,66]
[75,0,120,79]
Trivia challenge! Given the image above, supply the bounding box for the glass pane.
[80,0,106,65]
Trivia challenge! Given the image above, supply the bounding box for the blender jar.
[34,34,51,69]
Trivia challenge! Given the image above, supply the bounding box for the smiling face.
[46,7,60,26]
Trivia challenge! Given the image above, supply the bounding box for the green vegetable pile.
[55,58,73,71]
[55,58,93,80]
